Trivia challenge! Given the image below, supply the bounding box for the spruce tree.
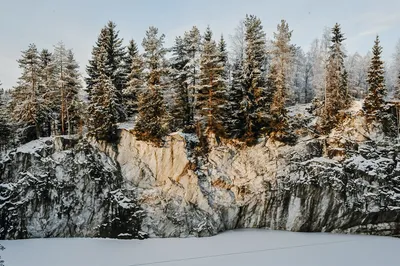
[86,28,108,99]
[269,20,293,136]
[0,86,11,150]
[363,36,386,120]
[242,15,268,140]
[225,59,246,138]
[196,26,227,137]
[86,21,126,122]
[10,44,44,139]
[123,40,144,117]
[170,36,192,131]
[183,26,201,123]
[105,21,126,121]
[320,23,349,131]
[134,26,168,144]
[87,46,119,141]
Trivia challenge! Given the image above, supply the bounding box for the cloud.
[354,12,400,38]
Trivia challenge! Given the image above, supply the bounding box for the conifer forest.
[1,17,400,149]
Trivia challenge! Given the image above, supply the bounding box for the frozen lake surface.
[1,229,399,266]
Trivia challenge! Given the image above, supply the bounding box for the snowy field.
[1,229,399,266]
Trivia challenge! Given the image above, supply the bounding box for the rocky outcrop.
[0,137,144,239]
[1,103,400,239]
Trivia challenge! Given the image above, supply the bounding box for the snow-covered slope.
[1,101,400,239]
[1,230,400,266]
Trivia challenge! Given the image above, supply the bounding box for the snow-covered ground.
[1,229,399,266]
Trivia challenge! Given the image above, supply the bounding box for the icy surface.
[1,229,399,266]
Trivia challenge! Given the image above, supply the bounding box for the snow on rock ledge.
[2,114,400,239]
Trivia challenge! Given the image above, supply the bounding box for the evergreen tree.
[394,70,400,100]
[52,43,82,135]
[196,26,227,137]
[218,35,229,80]
[0,85,11,150]
[86,28,108,99]
[86,21,126,121]
[364,36,386,120]
[87,46,119,141]
[269,20,293,136]
[52,42,70,135]
[183,26,201,123]
[10,44,44,139]
[123,40,144,117]
[134,26,168,144]
[64,50,82,134]
[105,21,126,121]
[319,23,349,131]
[225,59,246,138]
[38,49,57,136]
[170,36,192,131]
[242,15,268,140]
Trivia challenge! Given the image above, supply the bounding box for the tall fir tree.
[196,26,227,137]
[52,42,70,135]
[87,46,119,141]
[363,36,386,120]
[269,20,293,136]
[225,59,246,138]
[86,21,126,121]
[10,44,44,139]
[170,36,192,131]
[64,50,82,134]
[38,48,57,136]
[123,40,144,117]
[319,23,349,131]
[183,26,201,123]
[86,28,108,99]
[242,15,268,140]
[134,26,168,144]
[0,85,11,150]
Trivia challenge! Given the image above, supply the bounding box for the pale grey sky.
[1,0,400,89]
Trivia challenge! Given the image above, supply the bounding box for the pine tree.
[123,40,144,117]
[170,36,192,131]
[64,50,82,134]
[38,49,57,136]
[53,42,70,135]
[87,46,119,141]
[269,20,293,136]
[10,44,44,139]
[319,23,349,131]
[183,26,201,123]
[363,36,386,120]
[242,15,268,140]
[134,26,168,144]
[196,26,227,137]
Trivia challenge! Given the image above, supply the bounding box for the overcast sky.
[1,0,400,89]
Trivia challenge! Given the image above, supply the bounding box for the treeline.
[0,42,82,145]
[1,16,400,149]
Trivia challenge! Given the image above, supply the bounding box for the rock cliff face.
[1,103,400,239]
